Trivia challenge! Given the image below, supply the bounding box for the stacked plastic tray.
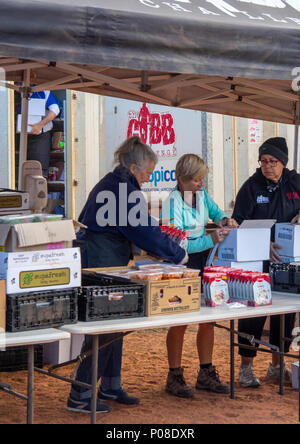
[6,288,78,332]
[270,263,300,294]
[79,271,146,321]
[0,345,43,372]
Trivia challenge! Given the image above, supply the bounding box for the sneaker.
[266,363,292,385]
[98,387,140,405]
[67,396,111,414]
[239,364,260,388]
[165,367,194,398]
[196,365,229,394]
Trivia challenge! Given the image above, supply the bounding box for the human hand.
[29,122,43,135]
[179,252,189,265]
[291,211,300,224]
[270,242,282,263]
[218,217,239,228]
[211,227,230,245]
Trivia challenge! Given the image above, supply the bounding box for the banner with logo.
[105,98,203,194]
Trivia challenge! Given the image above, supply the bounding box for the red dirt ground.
[0,323,299,424]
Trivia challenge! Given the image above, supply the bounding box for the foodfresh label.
[19,268,70,289]
[0,195,22,209]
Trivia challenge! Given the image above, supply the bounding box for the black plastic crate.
[79,271,145,321]
[0,345,43,372]
[6,288,78,332]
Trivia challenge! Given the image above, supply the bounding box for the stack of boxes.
[214,220,275,272]
[0,210,82,366]
[275,223,300,263]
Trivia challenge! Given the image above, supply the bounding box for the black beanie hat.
[258,137,289,166]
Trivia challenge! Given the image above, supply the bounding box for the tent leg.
[294,125,299,172]
[18,69,31,190]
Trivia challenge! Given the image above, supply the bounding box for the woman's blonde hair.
[114,136,158,171]
[175,154,208,182]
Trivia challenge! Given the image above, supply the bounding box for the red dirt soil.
[0,323,298,424]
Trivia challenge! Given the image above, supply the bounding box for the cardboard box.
[70,334,85,360]
[218,220,275,262]
[43,339,71,365]
[17,114,43,133]
[90,267,201,317]
[0,219,76,252]
[213,259,263,272]
[0,191,29,213]
[0,280,6,332]
[275,224,300,258]
[0,248,81,294]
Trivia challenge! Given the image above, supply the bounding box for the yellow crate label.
[19,268,70,289]
[0,195,22,209]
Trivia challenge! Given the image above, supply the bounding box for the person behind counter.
[68,136,187,414]
[232,137,300,389]
[161,154,238,398]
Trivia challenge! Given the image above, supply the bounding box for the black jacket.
[77,165,185,266]
[232,168,300,240]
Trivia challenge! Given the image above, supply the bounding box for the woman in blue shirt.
[161,154,238,399]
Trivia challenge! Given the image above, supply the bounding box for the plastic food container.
[183,269,200,278]
[133,271,163,281]
[162,268,184,279]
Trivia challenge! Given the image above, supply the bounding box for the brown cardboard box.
[86,267,201,317]
[0,220,76,252]
[0,280,6,331]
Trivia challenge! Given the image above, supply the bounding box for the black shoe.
[98,388,140,405]
[67,396,111,414]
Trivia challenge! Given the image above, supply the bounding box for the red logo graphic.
[127,103,175,146]
[286,192,299,200]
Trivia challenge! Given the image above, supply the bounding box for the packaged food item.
[162,268,184,280]
[0,213,63,225]
[183,268,200,278]
[133,271,163,281]
[203,273,229,307]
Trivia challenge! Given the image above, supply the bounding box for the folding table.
[60,291,300,424]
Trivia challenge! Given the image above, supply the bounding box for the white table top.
[60,292,300,336]
[0,328,70,348]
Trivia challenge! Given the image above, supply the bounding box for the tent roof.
[1,0,300,124]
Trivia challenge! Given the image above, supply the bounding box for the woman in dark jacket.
[232,137,300,389]
[67,136,186,414]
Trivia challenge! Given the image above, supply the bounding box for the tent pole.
[18,69,30,190]
[294,125,299,172]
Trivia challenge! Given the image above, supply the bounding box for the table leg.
[91,335,99,425]
[27,345,34,425]
[279,315,285,396]
[230,320,235,400]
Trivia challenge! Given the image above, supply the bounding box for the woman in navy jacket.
[67,136,186,414]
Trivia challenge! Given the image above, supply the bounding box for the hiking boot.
[67,395,111,414]
[98,387,140,405]
[166,367,194,398]
[196,365,229,394]
[266,363,292,385]
[239,364,260,388]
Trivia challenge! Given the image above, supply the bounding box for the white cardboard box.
[213,259,264,272]
[0,219,76,252]
[17,114,43,133]
[0,247,81,294]
[218,220,275,262]
[70,334,85,360]
[292,361,299,390]
[43,339,71,365]
[275,224,300,258]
